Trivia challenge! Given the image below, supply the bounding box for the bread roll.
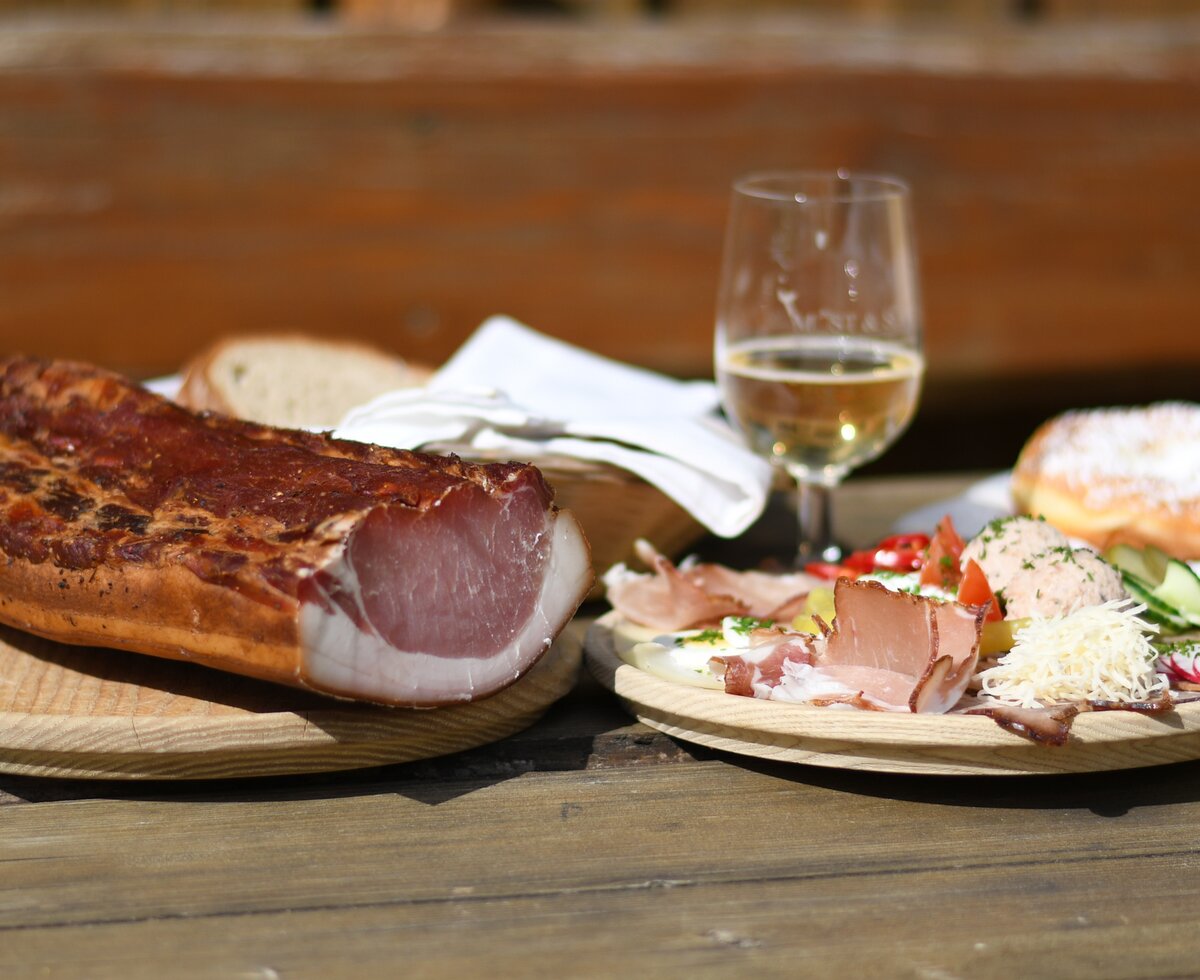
[177,334,428,430]
[1011,402,1200,560]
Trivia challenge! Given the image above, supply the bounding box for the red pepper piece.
[958,557,1003,622]
[804,561,859,582]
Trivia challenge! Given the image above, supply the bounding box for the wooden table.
[5,472,1200,977]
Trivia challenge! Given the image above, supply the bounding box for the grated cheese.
[977,599,1166,708]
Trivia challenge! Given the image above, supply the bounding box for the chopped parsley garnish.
[676,628,723,647]
[728,615,773,634]
[675,617,774,645]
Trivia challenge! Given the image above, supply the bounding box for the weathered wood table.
[4,472,1200,977]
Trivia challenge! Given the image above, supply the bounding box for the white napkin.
[333,315,774,538]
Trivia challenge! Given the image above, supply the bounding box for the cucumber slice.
[1124,574,1192,633]
[1154,559,1200,626]
[1106,543,1169,586]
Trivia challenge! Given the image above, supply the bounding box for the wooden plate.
[583,612,1200,776]
[0,623,582,780]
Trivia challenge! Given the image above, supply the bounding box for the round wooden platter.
[583,613,1200,777]
[0,623,582,781]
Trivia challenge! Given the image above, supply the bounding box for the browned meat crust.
[0,356,558,695]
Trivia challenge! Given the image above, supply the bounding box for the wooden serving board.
[584,614,1200,776]
[0,623,582,780]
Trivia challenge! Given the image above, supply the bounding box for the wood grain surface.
[1,14,1198,404]
[0,621,582,780]
[5,674,1200,977]
[585,612,1200,776]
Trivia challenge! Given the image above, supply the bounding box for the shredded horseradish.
[977,599,1167,709]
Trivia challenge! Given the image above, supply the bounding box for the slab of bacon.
[0,356,593,706]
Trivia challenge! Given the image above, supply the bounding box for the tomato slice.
[958,557,1003,622]
[919,515,966,589]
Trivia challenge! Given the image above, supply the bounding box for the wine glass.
[714,170,924,566]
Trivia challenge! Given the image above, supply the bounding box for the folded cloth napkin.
[332,315,774,538]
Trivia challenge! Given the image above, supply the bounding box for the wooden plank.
[3,760,1200,973]
[2,881,1198,977]
[0,16,1197,397]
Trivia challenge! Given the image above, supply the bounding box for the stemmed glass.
[714,170,924,566]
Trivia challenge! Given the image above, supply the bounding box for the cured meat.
[0,356,593,706]
[604,539,815,632]
[717,579,985,713]
[721,629,820,698]
[962,702,1080,746]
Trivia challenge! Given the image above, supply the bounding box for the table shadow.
[706,747,1200,816]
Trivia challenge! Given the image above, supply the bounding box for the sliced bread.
[177,334,428,430]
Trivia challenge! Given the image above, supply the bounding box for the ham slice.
[0,356,593,706]
[959,692,1174,746]
[604,539,815,632]
[961,702,1080,745]
[717,579,986,714]
[720,629,821,698]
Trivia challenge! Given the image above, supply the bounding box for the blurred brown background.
[1,0,1198,472]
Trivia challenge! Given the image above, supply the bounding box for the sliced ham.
[683,563,819,619]
[958,693,1175,745]
[961,702,1080,746]
[719,629,822,698]
[604,539,815,632]
[717,579,986,714]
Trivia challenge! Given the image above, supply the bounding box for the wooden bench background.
[1,4,1198,470]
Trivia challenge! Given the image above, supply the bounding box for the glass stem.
[795,481,839,567]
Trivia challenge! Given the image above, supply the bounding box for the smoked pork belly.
[0,356,593,706]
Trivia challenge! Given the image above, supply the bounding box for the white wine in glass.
[715,171,924,566]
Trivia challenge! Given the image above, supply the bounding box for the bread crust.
[176,333,427,422]
[1012,403,1200,560]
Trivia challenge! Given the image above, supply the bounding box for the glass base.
[793,480,843,568]
[797,539,844,565]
